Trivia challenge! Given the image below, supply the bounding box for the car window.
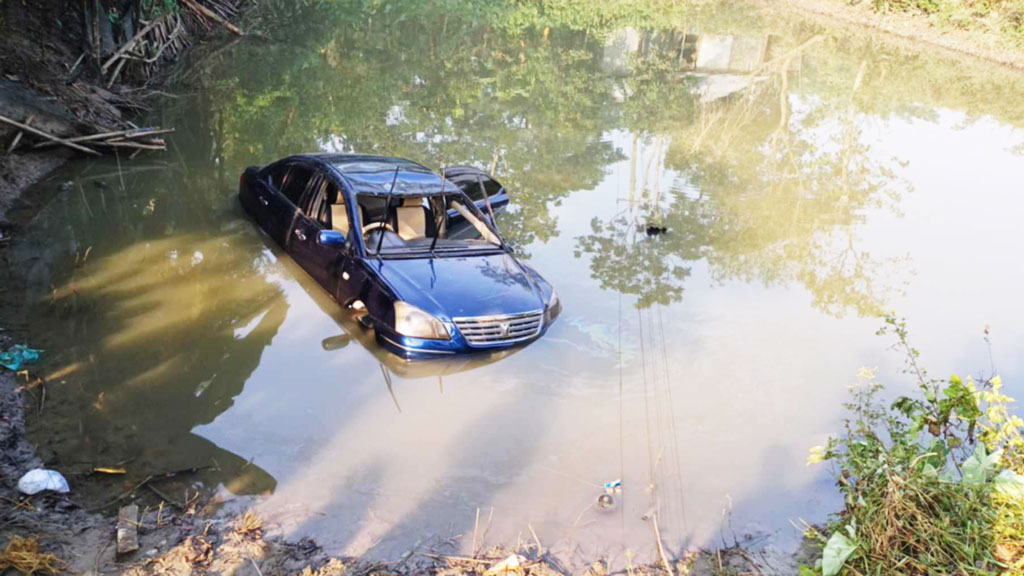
[298,175,329,227]
[267,164,290,191]
[280,165,315,205]
[453,174,502,203]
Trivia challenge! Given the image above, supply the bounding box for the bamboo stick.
[33,128,174,149]
[0,114,101,156]
[95,141,165,151]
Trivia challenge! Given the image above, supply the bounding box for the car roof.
[287,153,451,196]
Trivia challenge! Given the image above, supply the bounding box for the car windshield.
[359,191,503,257]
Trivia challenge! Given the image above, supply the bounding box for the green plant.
[806,316,1024,574]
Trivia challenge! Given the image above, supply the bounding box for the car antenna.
[375,166,401,257]
[428,168,446,255]
[477,173,505,250]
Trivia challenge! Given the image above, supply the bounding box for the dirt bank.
[776,0,1024,71]
[0,0,245,224]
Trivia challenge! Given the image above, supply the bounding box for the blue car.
[239,154,560,358]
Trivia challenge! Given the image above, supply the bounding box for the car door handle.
[293,228,307,242]
[258,195,269,206]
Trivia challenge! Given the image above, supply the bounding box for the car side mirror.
[318,230,346,247]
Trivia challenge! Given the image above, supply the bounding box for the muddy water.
[6,0,1024,566]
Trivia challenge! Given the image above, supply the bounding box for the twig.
[652,512,673,576]
[7,115,34,154]
[472,507,480,556]
[528,523,543,555]
[180,0,243,35]
[101,17,166,74]
[68,53,86,76]
[0,114,100,156]
[96,141,166,151]
[421,553,490,564]
[106,58,127,88]
[144,483,183,510]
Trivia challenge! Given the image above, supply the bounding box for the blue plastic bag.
[0,344,43,371]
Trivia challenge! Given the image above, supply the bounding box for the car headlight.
[393,301,450,340]
[545,290,561,323]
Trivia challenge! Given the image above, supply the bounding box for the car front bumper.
[375,320,552,360]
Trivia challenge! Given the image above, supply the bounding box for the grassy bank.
[805,317,1024,575]
[866,0,1024,43]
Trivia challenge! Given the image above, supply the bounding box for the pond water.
[5,0,1024,567]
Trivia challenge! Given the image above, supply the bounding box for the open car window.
[280,165,316,206]
[360,192,503,257]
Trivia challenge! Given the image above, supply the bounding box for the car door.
[256,163,308,247]
[287,171,349,297]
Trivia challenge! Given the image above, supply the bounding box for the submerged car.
[239,153,559,358]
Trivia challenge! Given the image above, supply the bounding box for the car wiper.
[477,174,507,251]
[428,169,447,256]
[375,167,401,257]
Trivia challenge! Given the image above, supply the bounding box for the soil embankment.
[776,0,1024,70]
[0,0,244,224]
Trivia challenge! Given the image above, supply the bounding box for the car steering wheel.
[362,221,397,235]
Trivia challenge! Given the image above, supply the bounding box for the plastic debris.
[17,468,70,495]
[0,344,43,371]
[484,554,525,576]
[603,479,622,494]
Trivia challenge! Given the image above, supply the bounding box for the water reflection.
[5,0,1024,567]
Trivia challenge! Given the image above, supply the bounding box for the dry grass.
[0,536,62,575]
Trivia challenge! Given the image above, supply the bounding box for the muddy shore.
[1,361,798,576]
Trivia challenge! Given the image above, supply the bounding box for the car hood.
[376,252,546,319]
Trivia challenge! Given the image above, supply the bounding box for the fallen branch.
[0,114,100,156]
[180,0,243,35]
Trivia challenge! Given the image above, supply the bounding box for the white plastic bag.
[17,468,70,495]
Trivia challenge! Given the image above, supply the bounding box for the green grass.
[861,0,1024,43]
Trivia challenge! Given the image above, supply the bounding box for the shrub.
[806,316,1024,575]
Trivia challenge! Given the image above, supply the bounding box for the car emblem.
[499,321,511,337]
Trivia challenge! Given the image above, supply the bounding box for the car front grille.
[453,310,544,346]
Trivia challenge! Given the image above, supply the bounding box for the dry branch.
[0,114,101,156]
[101,16,168,74]
[180,0,243,35]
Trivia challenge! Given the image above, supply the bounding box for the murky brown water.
[5,0,1024,565]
